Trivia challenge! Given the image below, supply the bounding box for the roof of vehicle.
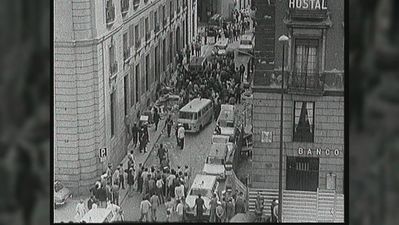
[241,34,254,40]
[215,38,229,47]
[180,98,212,113]
[191,174,218,190]
[218,105,235,121]
[81,208,113,223]
[208,143,229,158]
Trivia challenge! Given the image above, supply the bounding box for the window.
[162,5,166,28]
[145,55,149,91]
[169,32,173,64]
[106,0,115,25]
[129,24,134,48]
[110,91,116,137]
[135,64,140,103]
[154,11,159,33]
[124,75,128,115]
[155,45,160,82]
[162,38,166,72]
[135,24,140,49]
[293,101,315,142]
[121,0,129,14]
[130,66,134,107]
[109,41,117,75]
[290,39,323,92]
[177,0,180,14]
[170,1,174,19]
[206,157,223,165]
[123,32,129,60]
[145,17,149,41]
[133,0,140,10]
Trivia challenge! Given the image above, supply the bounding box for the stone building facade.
[251,0,344,193]
[54,0,197,195]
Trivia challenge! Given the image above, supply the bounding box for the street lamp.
[277,34,289,223]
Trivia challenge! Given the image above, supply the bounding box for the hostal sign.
[289,0,328,10]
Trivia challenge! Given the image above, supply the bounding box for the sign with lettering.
[99,148,107,158]
[289,0,328,10]
[298,147,341,156]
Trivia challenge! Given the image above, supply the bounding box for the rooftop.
[180,98,212,112]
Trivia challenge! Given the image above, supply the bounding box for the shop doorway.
[286,156,319,191]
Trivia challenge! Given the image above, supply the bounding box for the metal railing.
[287,72,325,94]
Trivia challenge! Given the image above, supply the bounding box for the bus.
[178,98,213,133]
[214,38,229,55]
[238,34,255,54]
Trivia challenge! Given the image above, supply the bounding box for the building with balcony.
[197,0,250,23]
[251,0,344,193]
[54,0,197,195]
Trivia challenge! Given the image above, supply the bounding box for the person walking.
[209,193,218,222]
[156,177,165,204]
[74,199,86,222]
[111,181,119,206]
[126,166,135,197]
[226,197,235,221]
[142,170,150,196]
[150,193,160,222]
[235,192,246,213]
[157,144,167,165]
[164,115,173,137]
[97,184,107,208]
[153,109,160,131]
[271,199,280,223]
[137,164,144,193]
[175,123,180,148]
[139,127,145,153]
[148,176,156,196]
[139,196,152,222]
[216,201,225,223]
[132,123,139,148]
[176,199,184,222]
[255,191,264,222]
[118,164,125,190]
[194,194,206,222]
[177,124,185,150]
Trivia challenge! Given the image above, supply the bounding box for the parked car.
[54,181,72,208]
[202,143,237,180]
[185,174,221,220]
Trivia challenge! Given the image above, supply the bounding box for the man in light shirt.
[176,199,184,222]
[174,181,185,201]
[139,196,152,222]
[177,125,185,150]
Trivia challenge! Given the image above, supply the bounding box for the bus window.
[179,111,196,120]
[226,122,234,127]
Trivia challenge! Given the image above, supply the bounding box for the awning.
[235,55,251,66]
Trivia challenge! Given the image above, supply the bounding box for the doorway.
[286,156,319,191]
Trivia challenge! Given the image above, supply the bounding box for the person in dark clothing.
[139,127,145,153]
[132,123,139,148]
[137,164,143,193]
[153,110,160,131]
[164,114,173,137]
[97,185,107,208]
[157,144,167,165]
[194,194,206,222]
[87,195,96,210]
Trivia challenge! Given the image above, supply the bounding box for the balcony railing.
[287,72,325,95]
[110,61,118,75]
[106,4,115,26]
[121,0,129,16]
[123,49,130,61]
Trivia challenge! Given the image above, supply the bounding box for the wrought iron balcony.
[287,72,325,95]
[106,4,115,26]
[121,0,129,16]
[110,61,118,75]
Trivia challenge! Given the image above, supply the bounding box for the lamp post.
[278,34,289,223]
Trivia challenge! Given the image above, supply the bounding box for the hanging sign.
[288,0,328,10]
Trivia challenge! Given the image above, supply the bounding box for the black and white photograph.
[53,0,345,223]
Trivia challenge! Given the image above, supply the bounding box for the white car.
[185,174,220,219]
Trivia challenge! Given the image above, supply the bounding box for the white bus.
[178,98,214,133]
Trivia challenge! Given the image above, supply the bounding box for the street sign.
[99,148,107,158]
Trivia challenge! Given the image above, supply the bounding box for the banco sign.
[289,0,328,10]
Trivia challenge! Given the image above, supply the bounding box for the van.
[178,98,213,133]
[185,174,221,219]
[238,34,255,54]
